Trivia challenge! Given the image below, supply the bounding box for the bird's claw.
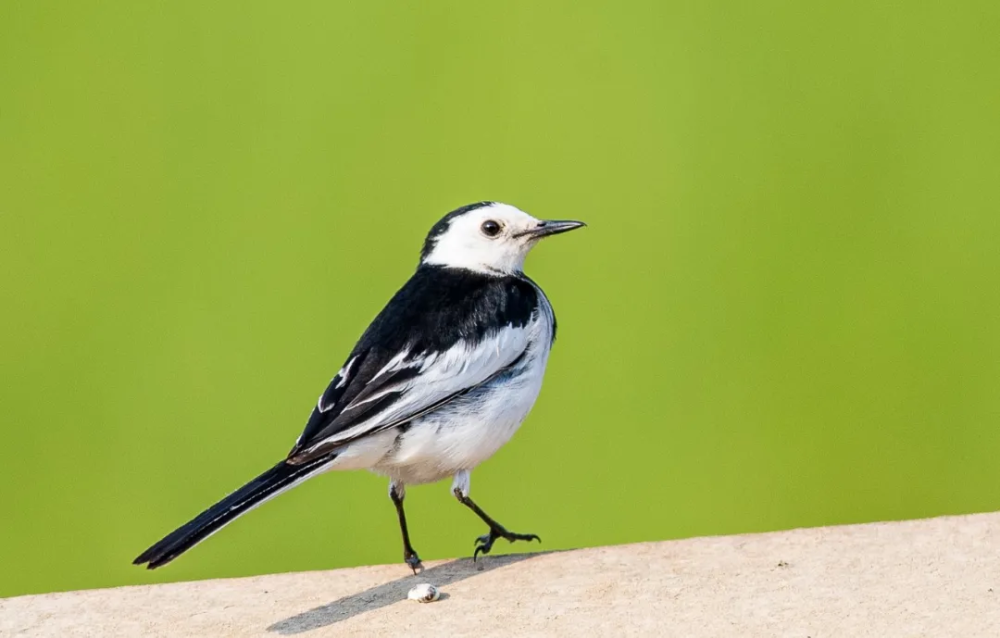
[473,527,541,561]
[405,552,424,574]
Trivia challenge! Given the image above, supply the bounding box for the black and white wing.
[287,267,541,464]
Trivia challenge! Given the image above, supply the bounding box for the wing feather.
[288,326,530,463]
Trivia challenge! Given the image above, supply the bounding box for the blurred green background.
[2,1,999,598]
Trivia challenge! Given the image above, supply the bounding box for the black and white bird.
[134,202,585,573]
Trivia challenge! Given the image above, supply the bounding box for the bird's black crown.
[420,201,496,261]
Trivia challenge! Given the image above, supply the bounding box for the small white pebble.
[407,583,440,603]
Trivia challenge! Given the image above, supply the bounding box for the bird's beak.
[521,220,587,239]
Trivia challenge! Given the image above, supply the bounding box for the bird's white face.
[421,203,585,275]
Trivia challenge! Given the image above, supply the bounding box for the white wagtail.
[134,202,585,573]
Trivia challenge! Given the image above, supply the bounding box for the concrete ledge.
[3,513,999,637]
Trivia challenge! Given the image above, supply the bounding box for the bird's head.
[420,202,585,275]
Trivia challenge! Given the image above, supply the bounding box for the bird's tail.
[133,455,334,569]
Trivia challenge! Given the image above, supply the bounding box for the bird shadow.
[266,551,550,634]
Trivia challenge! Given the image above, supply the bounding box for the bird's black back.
[290,266,544,458]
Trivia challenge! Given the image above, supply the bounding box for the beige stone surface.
[3,513,999,637]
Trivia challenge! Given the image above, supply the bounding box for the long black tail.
[134,456,334,569]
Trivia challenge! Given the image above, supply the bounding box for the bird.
[133,201,586,573]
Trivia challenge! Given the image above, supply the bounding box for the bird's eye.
[480,220,502,237]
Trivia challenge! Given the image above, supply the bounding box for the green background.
[2,2,998,598]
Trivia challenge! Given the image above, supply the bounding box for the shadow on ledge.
[267,551,549,634]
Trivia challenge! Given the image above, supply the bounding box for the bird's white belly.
[371,348,549,485]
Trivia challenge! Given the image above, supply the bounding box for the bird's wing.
[287,323,531,463]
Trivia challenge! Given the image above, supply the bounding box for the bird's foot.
[473,526,541,560]
[404,550,424,574]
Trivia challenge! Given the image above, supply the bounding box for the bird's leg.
[389,482,422,574]
[451,472,540,560]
